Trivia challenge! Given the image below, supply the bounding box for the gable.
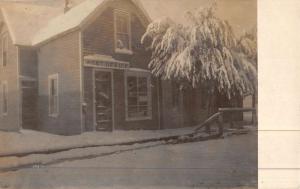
[82,0,150,29]
[0,0,150,47]
[0,10,14,53]
[0,9,12,42]
[81,1,148,57]
[32,0,150,47]
[0,11,6,34]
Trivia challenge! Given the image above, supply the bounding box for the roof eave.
[32,0,152,47]
[32,26,80,47]
[0,7,17,45]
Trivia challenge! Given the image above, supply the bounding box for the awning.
[20,75,37,81]
[84,54,129,70]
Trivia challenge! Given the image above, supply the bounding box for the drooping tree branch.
[142,2,257,100]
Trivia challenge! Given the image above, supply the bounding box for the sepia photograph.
[0,0,257,188]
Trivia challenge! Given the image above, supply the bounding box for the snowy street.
[0,0,259,187]
[0,127,195,157]
[0,130,257,189]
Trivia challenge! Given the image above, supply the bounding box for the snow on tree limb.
[142,3,257,99]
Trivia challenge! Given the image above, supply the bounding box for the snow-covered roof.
[0,2,63,46]
[0,0,151,46]
[84,54,129,64]
[128,68,150,73]
[20,75,37,81]
[33,0,105,46]
[84,54,129,70]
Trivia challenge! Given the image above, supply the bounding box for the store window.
[126,71,152,120]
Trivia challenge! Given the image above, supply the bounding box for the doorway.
[93,70,114,131]
[21,80,38,130]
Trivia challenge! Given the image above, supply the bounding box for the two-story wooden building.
[0,0,209,135]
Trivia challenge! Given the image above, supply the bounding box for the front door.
[94,70,113,131]
[21,80,38,130]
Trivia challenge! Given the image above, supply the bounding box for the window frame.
[125,70,152,121]
[48,74,59,117]
[1,81,8,116]
[1,33,8,67]
[114,9,132,55]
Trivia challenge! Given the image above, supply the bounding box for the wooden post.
[194,112,221,133]
[205,123,211,134]
[217,112,224,137]
[253,109,257,126]
[218,107,256,127]
[230,113,234,128]
[252,94,255,124]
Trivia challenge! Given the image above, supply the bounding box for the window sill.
[49,114,59,118]
[126,116,152,122]
[115,48,133,55]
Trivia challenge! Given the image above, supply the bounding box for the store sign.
[85,60,129,70]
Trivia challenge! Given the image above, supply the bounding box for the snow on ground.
[0,142,163,171]
[0,127,194,156]
[0,131,257,189]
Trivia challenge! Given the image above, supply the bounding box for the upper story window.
[48,74,59,117]
[2,34,8,67]
[114,10,132,54]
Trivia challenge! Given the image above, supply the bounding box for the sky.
[3,0,257,36]
[141,0,256,35]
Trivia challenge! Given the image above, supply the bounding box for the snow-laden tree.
[238,27,257,63]
[142,2,257,104]
[236,27,258,118]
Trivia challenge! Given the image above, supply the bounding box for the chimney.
[64,0,71,13]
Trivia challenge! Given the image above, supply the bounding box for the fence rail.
[194,107,257,136]
[218,107,256,112]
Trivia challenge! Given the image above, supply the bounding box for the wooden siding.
[183,88,208,126]
[83,67,94,131]
[38,32,82,135]
[243,95,253,122]
[0,13,21,131]
[161,80,210,129]
[82,0,151,67]
[83,8,114,56]
[161,80,183,129]
[19,48,38,79]
[82,0,159,130]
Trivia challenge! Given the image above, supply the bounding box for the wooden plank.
[194,112,221,132]
[218,107,256,112]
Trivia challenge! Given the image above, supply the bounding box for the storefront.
[83,54,160,131]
